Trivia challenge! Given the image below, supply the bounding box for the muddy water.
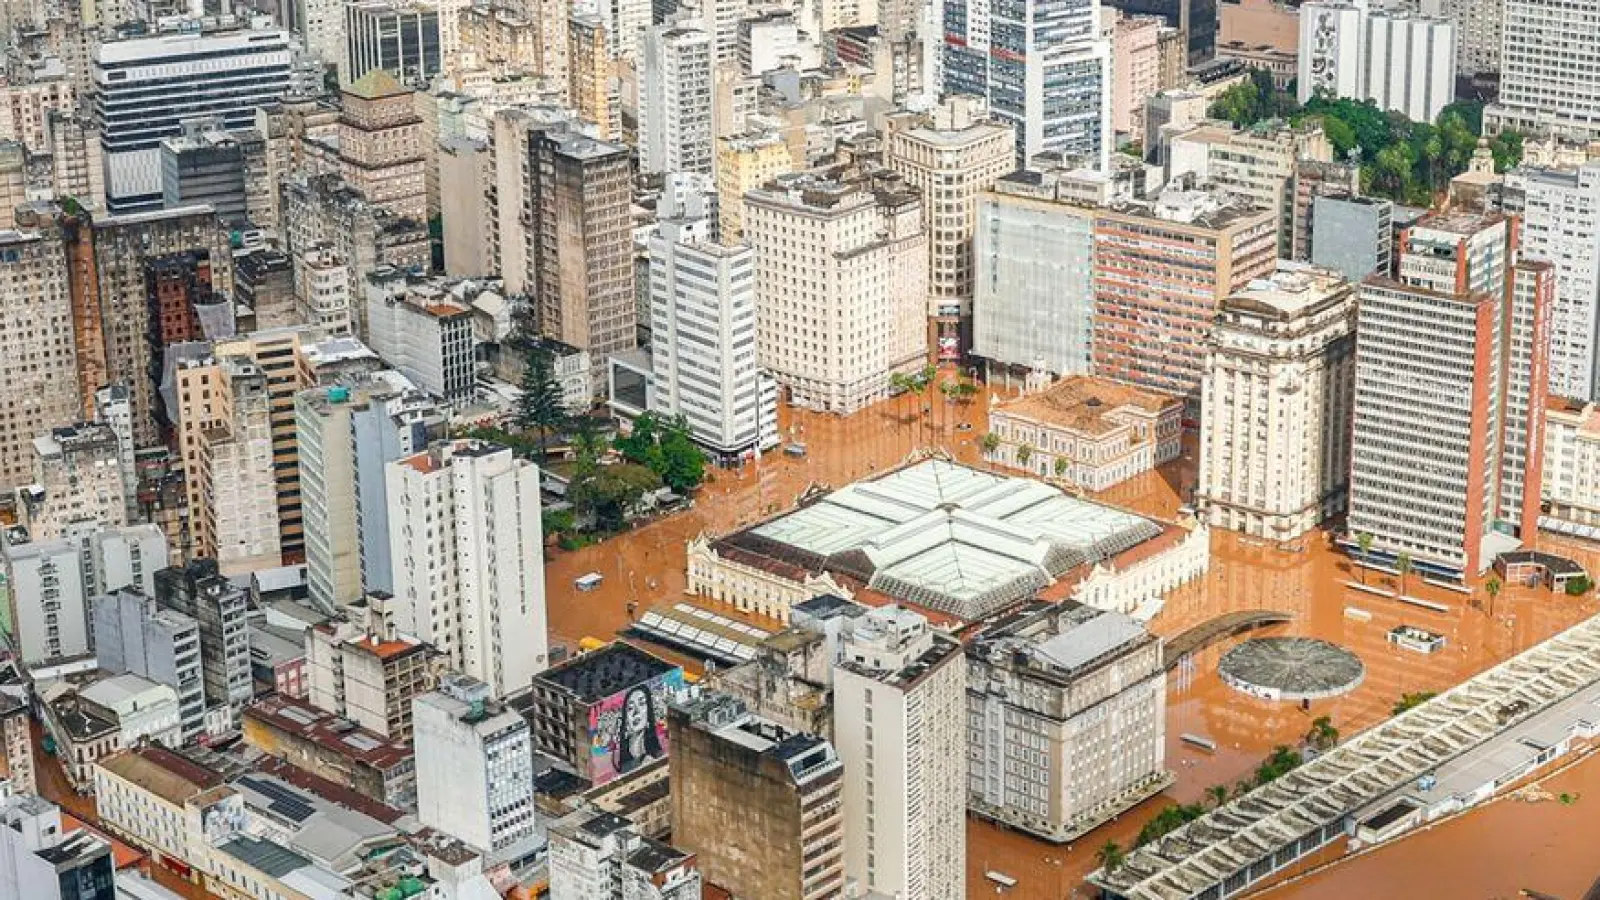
[543,385,1600,899]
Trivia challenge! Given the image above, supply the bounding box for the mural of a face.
[625,690,650,736]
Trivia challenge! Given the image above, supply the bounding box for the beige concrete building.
[18,423,127,541]
[569,12,620,141]
[1542,397,1600,533]
[1108,12,1164,143]
[985,375,1183,490]
[0,72,75,153]
[324,70,427,221]
[967,601,1170,843]
[438,139,491,277]
[0,225,85,492]
[1167,119,1332,257]
[457,5,542,76]
[746,172,927,413]
[306,594,446,741]
[884,97,1015,359]
[46,111,107,215]
[1197,263,1357,540]
[295,245,353,334]
[190,355,281,576]
[715,130,794,244]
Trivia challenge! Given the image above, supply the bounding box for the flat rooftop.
[243,695,412,771]
[990,375,1180,436]
[534,642,677,703]
[96,746,224,806]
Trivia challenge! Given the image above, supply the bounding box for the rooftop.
[219,835,312,879]
[96,746,224,807]
[1221,262,1355,321]
[243,695,413,771]
[990,375,1180,437]
[971,601,1156,683]
[534,642,678,703]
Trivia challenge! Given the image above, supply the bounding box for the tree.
[515,347,568,461]
[1096,840,1126,873]
[541,508,575,538]
[1016,444,1034,466]
[980,432,1001,454]
[1205,784,1229,809]
[1395,552,1414,596]
[1255,745,1302,785]
[571,415,607,476]
[658,425,707,494]
[569,463,662,532]
[890,364,938,440]
[1393,691,1436,716]
[1305,716,1339,752]
[1490,129,1524,172]
[1356,532,1374,584]
[1566,574,1592,596]
[1134,802,1205,847]
[1484,573,1502,616]
[1053,457,1069,478]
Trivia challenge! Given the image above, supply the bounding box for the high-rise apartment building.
[1504,162,1600,401]
[174,352,280,574]
[670,694,845,900]
[1486,0,1600,141]
[528,128,635,389]
[307,595,445,740]
[1310,194,1394,283]
[1093,187,1277,404]
[0,225,85,491]
[833,607,965,900]
[1420,0,1499,77]
[387,440,548,697]
[93,23,294,212]
[1197,263,1357,539]
[1108,13,1164,143]
[0,788,115,900]
[884,98,1015,358]
[1543,396,1600,532]
[295,245,354,334]
[18,424,127,541]
[413,675,538,853]
[153,559,252,721]
[1348,213,1550,579]
[234,249,298,331]
[648,182,778,460]
[1298,6,1457,125]
[941,0,1111,166]
[745,172,928,413]
[364,269,478,405]
[1168,120,1333,257]
[350,379,439,596]
[92,587,206,742]
[639,24,713,176]
[967,601,1169,842]
[714,131,793,244]
[569,12,621,141]
[4,522,167,665]
[329,71,427,221]
[158,120,251,223]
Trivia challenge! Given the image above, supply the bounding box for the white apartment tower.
[648,180,778,460]
[745,173,928,413]
[386,440,548,697]
[413,675,537,854]
[1197,264,1357,540]
[1420,0,1500,78]
[639,24,714,177]
[833,606,966,900]
[1505,162,1600,401]
[4,522,167,665]
[1487,0,1600,141]
[296,246,353,335]
[1297,5,1456,125]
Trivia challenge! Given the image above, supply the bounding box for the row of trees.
[1206,70,1524,206]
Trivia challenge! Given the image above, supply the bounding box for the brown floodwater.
[543,382,1600,899]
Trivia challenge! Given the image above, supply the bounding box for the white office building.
[93,21,294,212]
[365,269,478,406]
[296,246,353,335]
[833,606,966,900]
[1419,0,1499,77]
[745,173,928,413]
[639,24,714,177]
[3,522,167,665]
[1298,5,1456,124]
[413,675,537,855]
[648,181,778,460]
[386,440,547,697]
[92,587,206,743]
[1487,0,1600,141]
[1505,162,1600,401]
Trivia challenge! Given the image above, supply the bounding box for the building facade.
[5,522,166,665]
[639,25,714,176]
[985,375,1183,488]
[1504,162,1600,401]
[1486,0,1600,141]
[413,675,537,854]
[0,226,87,491]
[92,587,206,742]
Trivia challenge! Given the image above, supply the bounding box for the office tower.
[1420,0,1499,77]
[833,607,965,900]
[413,675,537,853]
[884,98,1015,358]
[0,226,84,491]
[1487,0,1600,140]
[92,587,206,742]
[521,642,683,785]
[342,0,443,86]
[3,522,166,665]
[1169,120,1332,258]
[1093,187,1277,405]
[363,270,477,405]
[639,25,714,176]
[158,119,249,223]
[1348,213,1549,579]
[547,807,703,900]
[93,24,293,212]
[569,12,621,141]
[967,601,1169,841]
[18,424,127,541]
[154,559,251,721]
[307,595,445,739]
[387,440,548,697]
[88,206,233,448]
[1197,264,1357,539]
[1504,163,1600,400]
[670,694,844,900]
[0,788,115,900]
[714,131,793,244]
[648,183,778,459]
[1106,0,1215,65]
[351,380,439,596]
[234,249,298,331]
[942,0,1112,167]
[745,173,927,413]
[334,71,427,221]
[295,245,354,334]
[528,128,635,389]
[973,170,1098,379]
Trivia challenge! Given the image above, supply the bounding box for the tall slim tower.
[639,23,714,176]
[0,223,83,491]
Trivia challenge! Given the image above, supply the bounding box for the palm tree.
[1205,784,1229,809]
[1305,716,1339,752]
[1096,840,1126,873]
[1485,574,1502,618]
[1356,532,1374,584]
[1395,552,1414,596]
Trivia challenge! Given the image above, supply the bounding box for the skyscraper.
[413,675,537,853]
[639,24,713,176]
[386,440,548,697]
[941,0,1112,167]
[1504,162,1600,400]
[1487,0,1600,141]
[0,223,83,491]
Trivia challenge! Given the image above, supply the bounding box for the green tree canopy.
[569,463,662,532]
[515,346,568,461]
